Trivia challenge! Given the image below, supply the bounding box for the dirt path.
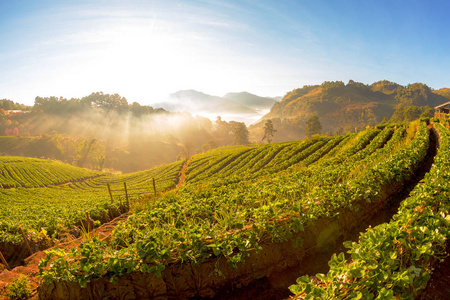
[211,127,438,300]
[176,157,191,188]
[0,213,130,300]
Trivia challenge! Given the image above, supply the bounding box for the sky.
[1,0,450,107]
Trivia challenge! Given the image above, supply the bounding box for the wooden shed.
[434,101,450,119]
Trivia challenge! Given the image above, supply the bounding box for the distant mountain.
[249,80,450,142]
[154,90,279,124]
[433,88,450,100]
[222,92,277,109]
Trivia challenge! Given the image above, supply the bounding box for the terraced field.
[0,158,183,250]
[2,121,449,300]
[290,122,450,299]
[33,122,431,297]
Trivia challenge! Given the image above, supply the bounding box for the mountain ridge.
[153,90,278,124]
[249,80,450,142]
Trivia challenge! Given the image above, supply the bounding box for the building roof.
[434,101,450,110]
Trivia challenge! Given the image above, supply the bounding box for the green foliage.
[6,275,32,300]
[262,80,447,140]
[321,80,346,92]
[0,159,183,245]
[39,123,430,287]
[370,80,401,94]
[281,85,318,105]
[389,105,433,123]
[262,119,277,143]
[0,99,29,111]
[0,135,107,170]
[33,92,164,115]
[305,115,322,137]
[0,156,99,188]
[395,83,432,106]
[290,122,450,299]
[232,122,249,145]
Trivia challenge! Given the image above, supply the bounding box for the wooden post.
[19,227,33,256]
[124,182,130,209]
[0,250,10,270]
[103,210,108,222]
[86,212,91,232]
[153,178,156,197]
[107,184,114,204]
[109,206,114,219]
[118,196,123,212]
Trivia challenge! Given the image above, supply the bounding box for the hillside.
[250,80,450,142]
[0,157,183,248]
[0,156,100,188]
[433,87,450,100]
[0,92,279,173]
[1,121,450,299]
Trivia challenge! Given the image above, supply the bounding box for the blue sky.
[1,0,449,106]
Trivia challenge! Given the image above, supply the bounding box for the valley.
[1,119,448,299]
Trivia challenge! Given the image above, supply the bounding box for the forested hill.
[252,80,450,140]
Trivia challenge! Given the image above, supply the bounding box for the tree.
[232,122,249,145]
[207,139,217,149]
[305,115,322,137]
[343,125,355,134]
[179,142,193,159]
[262,119,277,143]
[74,138,105,169]
[389,105,433,123]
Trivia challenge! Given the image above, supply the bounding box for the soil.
[418,241,450,299]
[176,157,191,188]
[0,213,130,300]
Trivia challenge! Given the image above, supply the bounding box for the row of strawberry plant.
[219,141,296,178]
[0,160,183,246]
[302,127,400,187]
[290,122,438,299]
[37,125,421,287]
[184,139,318,184]
[92,160,183,190]
[184,145,255,182]
[0,157,100,188]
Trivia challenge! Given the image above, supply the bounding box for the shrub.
[6,275,32,300]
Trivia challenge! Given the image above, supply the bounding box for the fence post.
[86,212,91,232]
[153,178,156,197]
[19,227,33,256]
[124,182,130,209]
[0,250,10,270]
[107,184,114,204]
[118,196,123,212]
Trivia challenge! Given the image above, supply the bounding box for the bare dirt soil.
[176,157,191,188]
[0,213,130,300]
[418,241,450,299]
